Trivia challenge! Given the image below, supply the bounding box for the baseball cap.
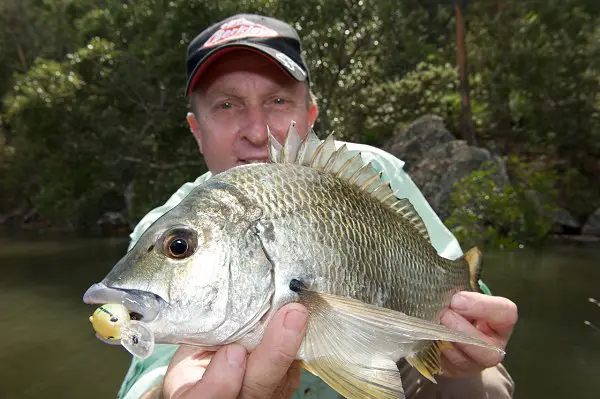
[185,14,310,97]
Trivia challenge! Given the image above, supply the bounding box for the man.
[117,13,517,399]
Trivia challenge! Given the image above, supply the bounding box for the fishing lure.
[89,303,155,359]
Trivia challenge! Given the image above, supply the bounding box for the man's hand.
[161,303,309,399]
[439,291,518,378]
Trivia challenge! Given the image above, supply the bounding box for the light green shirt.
[118,140,464,399]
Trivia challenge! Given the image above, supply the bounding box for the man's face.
[187,50,318,174]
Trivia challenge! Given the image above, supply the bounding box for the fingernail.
[284,308,308,333]
[226,344,246,367]
[451,293,469,311]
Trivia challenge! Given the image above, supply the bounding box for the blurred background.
[0,0,599,398]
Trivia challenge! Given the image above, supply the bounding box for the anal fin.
[300,356,404,399]
[406,341,454,383]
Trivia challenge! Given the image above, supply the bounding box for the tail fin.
[463,247,483,292]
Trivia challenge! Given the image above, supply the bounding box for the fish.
[83,122,504,399]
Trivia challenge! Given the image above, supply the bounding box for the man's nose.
[239,106,268,146]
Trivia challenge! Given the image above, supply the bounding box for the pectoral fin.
[291,280,504,399]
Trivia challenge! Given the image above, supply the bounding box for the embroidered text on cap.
[202,18,279,49]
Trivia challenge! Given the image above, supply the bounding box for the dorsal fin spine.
[323,145,346,173]
[295,133,311,164]
[267,123,432,243]
[360,171,382,191]
[348,163,371,185]
[371,182,391,198]
[308,141,324,167]
[336,153,361,178]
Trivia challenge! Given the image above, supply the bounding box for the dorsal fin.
[267,122,431,242]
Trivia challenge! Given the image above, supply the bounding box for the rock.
[382,115,456,172]
[407,140,509,220]
[411,140,508,220]
[582,208,600,236]
[381,114,592,239]
[552,208,581,234]
[0,205,28,225]
[525,190,580,233]
[381,114,510,220]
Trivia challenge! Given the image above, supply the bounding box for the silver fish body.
[209,161,472,322]
[83,124,501,399]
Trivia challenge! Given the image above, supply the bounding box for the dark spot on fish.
[289,279,306,293]
[304,388,312,395]
[132,336,139,345]
[147,244,154,252]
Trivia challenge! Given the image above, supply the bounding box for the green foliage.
[3,38,117,228]
[468,0,600,155]
[359,62,461,143]
[445,157,560,250]
[0,0,598,236]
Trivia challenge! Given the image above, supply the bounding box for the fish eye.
[169,238,188,257]
[161,227,198,259]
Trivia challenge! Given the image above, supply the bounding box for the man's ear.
[308,101,318,129]
[186,112,203,153]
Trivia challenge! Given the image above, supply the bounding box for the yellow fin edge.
[463,247,483,292]
[406,341,454,383]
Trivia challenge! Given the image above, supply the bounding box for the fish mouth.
[83,282,165,323]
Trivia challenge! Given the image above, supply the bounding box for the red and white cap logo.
[202,18,279,49]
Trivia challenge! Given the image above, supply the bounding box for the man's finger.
[180,344,247,399]
[271,360,304,398]
[450,292,518,338]
[441,309,506,369]
[162,346,214,398]
[439,345,473,378]
[239,303,308,399]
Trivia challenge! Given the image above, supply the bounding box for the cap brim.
[185,42,308,96]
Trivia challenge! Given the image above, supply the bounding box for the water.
[0,234,133,399]
[480,245,600,398]
[0,233,599,398]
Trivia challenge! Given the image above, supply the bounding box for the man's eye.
[218,102,232,109]
[273,98,286,105]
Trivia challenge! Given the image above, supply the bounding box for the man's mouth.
[83,282,164,323]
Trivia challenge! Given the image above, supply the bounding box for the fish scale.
[212,162,470,322]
